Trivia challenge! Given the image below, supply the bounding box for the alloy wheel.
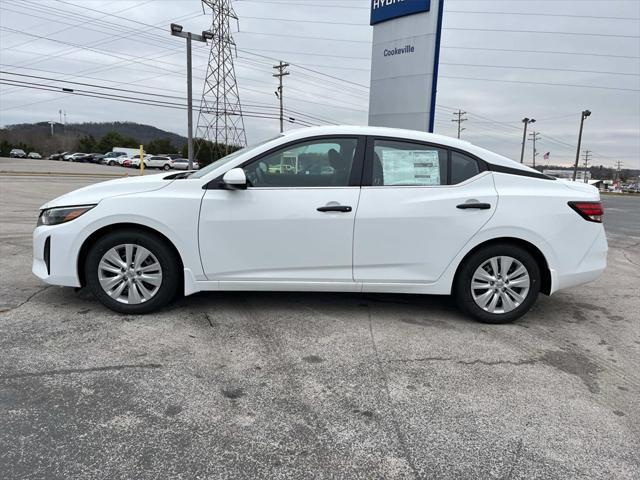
[471,256,530,314]
[97,244,163,304]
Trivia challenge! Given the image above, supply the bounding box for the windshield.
[188,135,282,179]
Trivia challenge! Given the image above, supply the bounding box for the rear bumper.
[551,227,608,294]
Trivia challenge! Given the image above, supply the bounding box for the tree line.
[0,129,240,167]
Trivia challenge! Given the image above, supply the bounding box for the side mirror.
[222,167,247,190]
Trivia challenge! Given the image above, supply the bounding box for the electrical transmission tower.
[196,0,247,159]
[451,109,467,139]
[582,149,592,183]
[615,160,623,181]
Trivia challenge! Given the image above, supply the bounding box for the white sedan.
[32,126,607,323]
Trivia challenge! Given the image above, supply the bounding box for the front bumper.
[32,224,82,288]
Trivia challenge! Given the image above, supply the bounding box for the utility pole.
[582,149,592,183]
[48,121,54,136]
[520,117,535,163]
[572,109,591,181]
[170,23,211,170]
[528,131,540,167]
[273,61,290,133]
[58,109,62,124]
[451,109,467,139]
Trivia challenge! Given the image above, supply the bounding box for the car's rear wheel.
[85,230,179,314]
[163,164,171,170]
[454,243,540,323]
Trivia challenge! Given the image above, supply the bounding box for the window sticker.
[381,149,440,185]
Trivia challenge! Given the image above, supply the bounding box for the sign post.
[368,0,444,133]
[139,144,144,176]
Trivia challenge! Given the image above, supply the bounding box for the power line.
[0,79,317,127]
[2,0,154,51]
[235,30,372,44]
[238,47,370,61]
[442,62,640,78]
[440,75,640,92]
[442,45,640,60]
[444,27,640,39]
[233,0,368,9]
[445,9,640,21]
[237,49,370,89]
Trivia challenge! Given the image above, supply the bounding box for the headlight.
[37,205,95,226]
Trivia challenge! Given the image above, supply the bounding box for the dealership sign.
[368,0,443,133]
[370,0,431,25]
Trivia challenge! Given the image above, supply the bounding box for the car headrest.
[328,148,342,169]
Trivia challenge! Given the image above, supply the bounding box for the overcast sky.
[1,0,638,168]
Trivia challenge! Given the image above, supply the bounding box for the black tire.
[108,160,116,166]
[84,230,180,314]
[454,243,540,324]
[163,164,171,170]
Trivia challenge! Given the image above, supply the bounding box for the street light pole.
[170,23,211,170]
[186,31,193,170]
[572,109,591,181]
[520,117,535,163]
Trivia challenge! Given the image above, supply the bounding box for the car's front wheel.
[85,230,180,314]
[454,243,540,323]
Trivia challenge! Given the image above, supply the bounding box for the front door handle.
[317,205,352,213]
[457,202,491,210]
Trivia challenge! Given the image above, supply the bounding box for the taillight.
[568,201,603,223]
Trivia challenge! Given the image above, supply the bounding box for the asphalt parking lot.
[1,159,638,479]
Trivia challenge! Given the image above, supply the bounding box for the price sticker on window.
[381,150,440,185]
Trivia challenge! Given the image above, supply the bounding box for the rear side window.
[451,151,480,184]
[373,140,447,186]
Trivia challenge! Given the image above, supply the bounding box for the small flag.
[543,152,550,160]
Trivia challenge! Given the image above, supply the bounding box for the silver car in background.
[170,158,199,170]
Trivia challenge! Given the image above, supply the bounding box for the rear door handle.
[457,202,491,210]
[317,205,352,213]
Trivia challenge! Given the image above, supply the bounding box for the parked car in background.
[127,154,152,168]
[160,154,182,160]
[27,152,42,159]
[68,153,93,162]
[112,147,143,158]
[32,126,607,321]
[170,158,200,170]
[9,149,27,158]
[49,151,70,161]
[101,152,127,166]
[145,156,174,170]
[89,153,104,163]
[62,153,74,161]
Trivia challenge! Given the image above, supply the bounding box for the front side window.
[243,137,358,187]
[373,140,447,186]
